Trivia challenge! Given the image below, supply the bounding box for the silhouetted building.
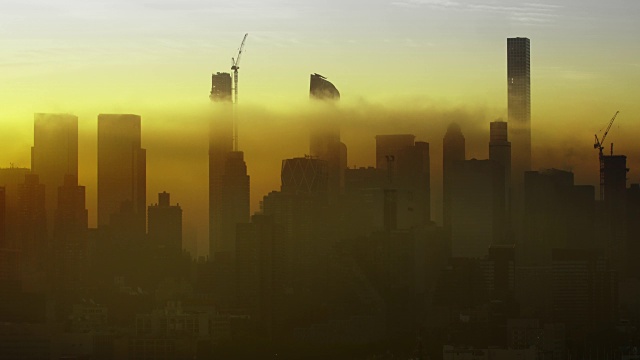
[281,157,328,195]
[443,123,466,236]
[209,72,235,261]
[97,114,146,236]
[148,192,182,253]
[54,174,88,298]
[523,169,595,266]
[31,113,78,237]
[602,155,629,273]
[0,167,30,249]
[507,37,531,185]
[16,174,47,291]
[309,73,340,100]
[450,159,505,258]
[210,72,233,102]
[309,73,345,196]
[376,135,431,225]
[489,121,511,216]
[220,151,250,256]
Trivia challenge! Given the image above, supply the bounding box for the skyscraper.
[281,157,328,195]
[309,73,344,196]
[31,113,78,235]
[54,174,88,296]
[376,135,431,225]
[97,114,146,235]
[507,37,531,184]
[489,121,512,213]
[443,123,466,234]
[209,71,245,261]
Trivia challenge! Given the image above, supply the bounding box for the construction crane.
[594,111,619,200]
[231,33,248,151]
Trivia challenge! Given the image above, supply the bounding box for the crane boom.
[231,33,248,151]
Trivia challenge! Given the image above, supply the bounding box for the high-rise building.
[601,155,628,273]
[31,113,78,236]
[489,121,512,214]
[97,114,146,235]
[450,159,505,258]
[209,72,235,261]
[309,73,345,196]
[148,192,183,253]
[523,169,595,266]
[54,174,88,296]
[17,174,47,291]
[0,167,31,249]
[219,152,250,256]
[507,37,531,184]
[376,135,431,225]
[210,72,233,102]
[281,157,328,195]
[443,123,466,234]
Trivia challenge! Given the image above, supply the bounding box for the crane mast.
[231,33,248,151]
[594,111,619,200]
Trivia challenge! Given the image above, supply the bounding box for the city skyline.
[1,2,640,357]
[1,2,639,257]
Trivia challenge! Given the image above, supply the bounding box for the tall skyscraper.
[54,174,88,295]
[507,37,531,184]
[31,113,78,235]
[443,123,466,233]
[209,71,247,261]
[97,114,146,235]
[489,121,512,213]
[17,174,47,290]
[309,73,345,196]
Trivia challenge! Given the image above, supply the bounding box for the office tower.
[489,121,511,214]
[148,192,183,253]
[17,174,47,290]
[309,73,344,195]
[210,72,233,102]
[209,72,234,260]
[450,159,505,258]
[31,113,78,236]
[601,155,628,273]
[54,174,88,295]
[507,37,531,184]
[376,135,431,225]
[523,169,595,266]
[97,114,146,235]
[218,151,250,257]
[443,123,465,233]
[281,157,328,195]
[0,167,31,249]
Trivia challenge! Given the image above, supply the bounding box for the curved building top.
[310,73,340,100]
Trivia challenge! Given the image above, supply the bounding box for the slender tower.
[507,37,531,186]
[309,74,344,196]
